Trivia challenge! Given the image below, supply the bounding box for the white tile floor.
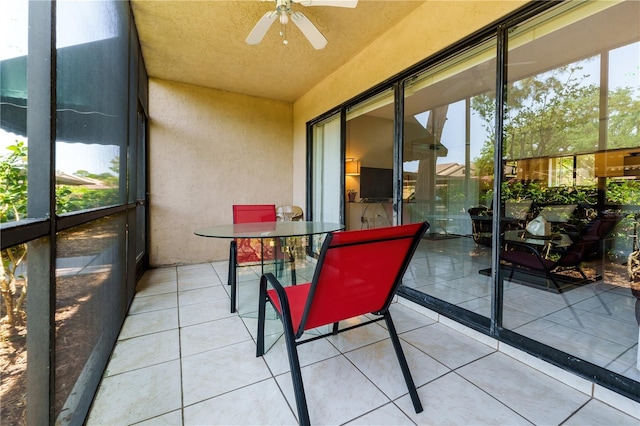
[403,236,640,382]
[87,261,640,425]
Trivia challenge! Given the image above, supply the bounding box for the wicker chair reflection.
[276,205,304,222]
[256,222,429,426]
[500,214,625,325]
[468,206,492,246]
[276,205,305,283]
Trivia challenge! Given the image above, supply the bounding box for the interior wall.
[148,79,293,266]
[291,1,527,206]
[347,115,394,169]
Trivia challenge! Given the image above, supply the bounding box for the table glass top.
[504,229,573,247]
[194,221,343,238]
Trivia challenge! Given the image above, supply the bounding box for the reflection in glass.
[55,0,127,213]
[345,88,394,231]
[311,113,341,256]
[501,0,640,383]
[400,38,497,318]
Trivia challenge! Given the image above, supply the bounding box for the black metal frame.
[256,223,428,425]
[228,240,238,313]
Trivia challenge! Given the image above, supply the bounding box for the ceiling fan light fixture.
[246,0,358,49]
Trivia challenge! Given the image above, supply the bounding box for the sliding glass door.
[309,113,341,255]
[500,0,640,383]
[400,38,497,319]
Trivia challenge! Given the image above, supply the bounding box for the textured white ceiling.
[131,0,425,102]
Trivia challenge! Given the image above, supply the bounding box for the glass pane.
[401,38,497,318]
[345,88,394,230]
[311,114,341,224]
[55,214,126,423]
[55,0,128,214]
[310,113,341,256]
[502,0,640,383]
[1,0,28,223]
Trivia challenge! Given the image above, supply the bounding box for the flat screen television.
[359,167,393,201]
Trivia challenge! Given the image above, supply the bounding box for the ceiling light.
[346,158,360,175]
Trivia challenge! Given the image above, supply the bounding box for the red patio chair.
[256,222,429,426]
[228,204,277,313]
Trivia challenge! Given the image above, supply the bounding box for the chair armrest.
[260,272,288,309]
[503,240,545,257]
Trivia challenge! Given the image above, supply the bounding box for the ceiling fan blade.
[291,11,327,49]
[246,11,278,45]
[296,0,358,8]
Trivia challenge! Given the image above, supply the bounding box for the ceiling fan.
[246,0,358,50]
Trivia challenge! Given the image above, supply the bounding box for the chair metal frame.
[256,222,429,425]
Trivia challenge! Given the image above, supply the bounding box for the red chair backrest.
[233,205,277,263]
[233,204,277,224]
[298,222,428,334]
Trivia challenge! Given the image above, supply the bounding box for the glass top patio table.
[194,221,343,239]
[504,229,573,258]
[195,221,343,352]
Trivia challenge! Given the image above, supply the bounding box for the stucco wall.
[291,1,527,206]
[148,79,293,266]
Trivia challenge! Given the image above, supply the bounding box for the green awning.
[1,37,126,144]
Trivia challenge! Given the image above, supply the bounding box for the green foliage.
[1,142,29,327]
[503,63,601,158]
[1,141,120,329]
[56,185,119,213]
[472,60,640,167]
[471,58,640,217]
[0,141,28,223]
[606,179,640,205]
[1,142,120,221]
[485,179,637,209]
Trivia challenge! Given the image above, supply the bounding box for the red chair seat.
[266,283,310,330]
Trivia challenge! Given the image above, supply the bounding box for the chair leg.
[229,241,237,313]
[384,312,423,414]
[282,314,310,426]
[289,249,297,286]
[331,322,339,335]
[256,275,268,357]
[266,279,310,426]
